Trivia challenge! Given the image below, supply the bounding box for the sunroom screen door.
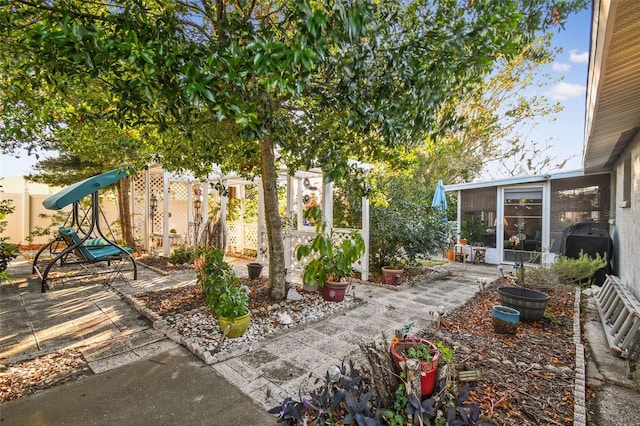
[503,188,543,264]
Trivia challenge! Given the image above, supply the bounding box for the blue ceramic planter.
[492,305,520,334]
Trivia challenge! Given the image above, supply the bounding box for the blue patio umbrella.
[431,179,447,211]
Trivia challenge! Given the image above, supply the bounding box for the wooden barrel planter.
[497,287,549,322]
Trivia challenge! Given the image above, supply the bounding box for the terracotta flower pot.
[381,266,404,285]
[390,338,440,398]
[445,249,455,261]
[322,281,348,302]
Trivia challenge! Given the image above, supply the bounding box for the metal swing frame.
[32,168,138,292]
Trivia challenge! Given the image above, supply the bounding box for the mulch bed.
[136,254,193,272]
[133,276,275,318]
[419,279,590,425]
[0,350,92,403]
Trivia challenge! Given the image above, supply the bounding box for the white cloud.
[552,62,571,72]
[545,82,586,100]
[569,49,589,63]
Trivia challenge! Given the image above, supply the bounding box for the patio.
[2,254,614,425]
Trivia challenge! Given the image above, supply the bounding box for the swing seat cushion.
[59,227,133,262]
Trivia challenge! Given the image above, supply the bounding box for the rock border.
[573,287,586,426]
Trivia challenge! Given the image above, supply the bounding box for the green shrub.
[551,251,607,287]
[525,251,608,289]
[194,247,248,319]
[369,189,449,269]
[169,244,198,264]
[0,198,19,282]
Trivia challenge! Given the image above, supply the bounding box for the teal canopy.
[43,167,134,210]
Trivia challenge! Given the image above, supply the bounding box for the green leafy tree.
[411,35,572,184]
[0,190,19,281]
[1,0,586,299]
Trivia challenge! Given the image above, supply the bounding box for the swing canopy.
[43,167,134,210]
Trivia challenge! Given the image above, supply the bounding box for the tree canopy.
[1,0,586,299]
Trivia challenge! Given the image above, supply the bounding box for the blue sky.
[480,6,592,179]
[512,7,592,176]
[0,6,593,179]
[534,7,592,172]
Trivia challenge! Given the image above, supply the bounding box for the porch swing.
[32,167,138,292]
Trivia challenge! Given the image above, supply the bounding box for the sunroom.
[445,171,611,266]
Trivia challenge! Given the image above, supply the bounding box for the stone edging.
[119,278,587,424]
[118,293,216,362]
[135,261,169,276]
[574,287,586,426]
[119,288,363,366]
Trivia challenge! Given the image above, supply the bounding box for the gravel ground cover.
[132,275,362,359]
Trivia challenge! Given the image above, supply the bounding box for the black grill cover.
[559,222,613,286]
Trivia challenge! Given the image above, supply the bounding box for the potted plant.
[215,281,251,338]
[390,337,441,398]
[381,259,405,285]
[194,247,251,338]
[492,305,520,334]
[247,262,263,279]
[295,207,365,302]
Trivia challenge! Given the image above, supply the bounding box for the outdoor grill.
[559,222,613,286]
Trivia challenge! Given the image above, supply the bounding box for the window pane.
[461,188,497,247]
[550,174,610,253]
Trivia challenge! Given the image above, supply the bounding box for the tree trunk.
[358,338,399,408]
[117,177,135,248]
[259,134,287,300]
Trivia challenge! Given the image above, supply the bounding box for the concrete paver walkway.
[1,345,277,426]
[213,267,487,409]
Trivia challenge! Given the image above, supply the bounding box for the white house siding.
[611,133,640,300]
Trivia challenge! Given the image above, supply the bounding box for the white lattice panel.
[132,175,147,240]
[168,182,188,237]
[227,221,240,252]
[289,228,364,273]
[244,223,258,249]
[289,230,316,272]
[149,173,164,232]
[335,228,365,271]
[259,228,269,262]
